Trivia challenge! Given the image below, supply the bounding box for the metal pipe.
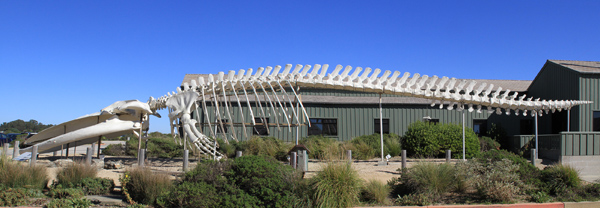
[462,106,465,161]
[379,93,384,162]
[535,113,539,159]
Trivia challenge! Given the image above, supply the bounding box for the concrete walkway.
[358,201,600,208]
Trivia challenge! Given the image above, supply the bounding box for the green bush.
[124,167,173,205]
[157,156,306,208]
[359,179,390,205]
[351,133,402,159]
[47,188,84,199]
[541,164,580,195]
[127,136,184,158]
[79,177,114,195]
[54,162,98,187]
[487,123,508,149]
[102,144,126,156]
[475,150,542,186]
[395,192,432,206]
[479,136,500,152]
[0,188,30,207]
[311,162,362,208]
[45,197,92,208]
[402,121,480,158]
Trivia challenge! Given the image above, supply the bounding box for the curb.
[357,201,600,208]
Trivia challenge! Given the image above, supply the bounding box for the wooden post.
[12,141,20,159]
[290,152,297,169]
[347,150,352,164]
[30,146,38,166]
[86,147,93,165]
[97,137,102,159]
[401,150,407,170]
[446,150,451,163]
[183,150,189,171]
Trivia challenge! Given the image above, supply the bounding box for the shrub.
[45,197,92,208]
[402,121,480,158]
[123,167,173,205]
[541,164,580,195]
[226,155,303,207]
[479,136,500,152]
[458,158,524,203]
[351,133,402,159]
[487,123,508,148]
[102,144,126,156]
[47,188,84,199]
[395,192,432,206]
[398,162,458,199]
[311,162,362,208]
[54,162,97,187]
[475,150,542,186]
[359,179,390,205]
[0,156,48,189]
[0,188,30,207]
[79,177,114,195]
[126,136,184,158]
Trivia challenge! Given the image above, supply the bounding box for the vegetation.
[300,135,347,160]
[0,156,48,190]
[359,179,390,205]
[0,119,53,133]
[479,136,500,152]
[123,167,173,205]
[351,133,402,160]
[311,162,362,208]
[402,121,480,158]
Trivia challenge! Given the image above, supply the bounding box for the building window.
[473,119,487,136]
[216,119,228,134]
[520,119,533,135]
[428,119,440,124]
[594,111,600,131]
[308,118,337,136]
[253,118,269,135]
[374,119,390,134]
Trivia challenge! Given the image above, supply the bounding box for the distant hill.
[0,119,54,133]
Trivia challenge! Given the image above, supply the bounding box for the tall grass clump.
[123,167,173,205]
[401,162,458,198]
[312,162,362,208]
[126,136,184,158]
[55,162,97,187]
[301,135,349,160]
[0,156,48,189]
[458,158,525,203]
[351,133,402,160]
[359,179,390,205]
[244,136,293,161]
[541,164,580,195]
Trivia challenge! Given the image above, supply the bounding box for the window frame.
[374,118,390,134]
[253,117,269,136]
[308,118,338,136]
[473,119,488,137]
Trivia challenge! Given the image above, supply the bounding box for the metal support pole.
[567,109,570,132]
[12,141,20,159]
[138,149,145,167]
[91,143,96,158]
[347,150,352,164]
[97,137,102,159]
[66,144,69,158]
[379,94,385,165]
[296,87,301,145]
[535,113,539,159]
[462,107,466,161]
[446,150,451,163]
[30,146,38,166]
[531,148,536,166]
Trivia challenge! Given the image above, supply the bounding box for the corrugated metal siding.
[561,132,600,156]
[193,100,523,142]
[579,74,600,132]
[528,61,580,133]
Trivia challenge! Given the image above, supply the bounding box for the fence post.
[30,146,38,166]
[12,141,20,159]
[531,148,536,166]
[290,152,297,169]
[3,143,8,157]
[347,150,352,164]
[183,149,189,171]
[298,150,307,172]
[401,150,407,170]
[446,150,451,163]
[86,147,93,165]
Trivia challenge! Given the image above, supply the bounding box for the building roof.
[549,60,600,74]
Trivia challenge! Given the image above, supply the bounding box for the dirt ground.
[37,154,457,188]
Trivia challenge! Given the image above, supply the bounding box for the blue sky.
[1,1,599,133]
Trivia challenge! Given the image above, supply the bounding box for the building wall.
[579,74,600,132]
[527,61,581,133]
